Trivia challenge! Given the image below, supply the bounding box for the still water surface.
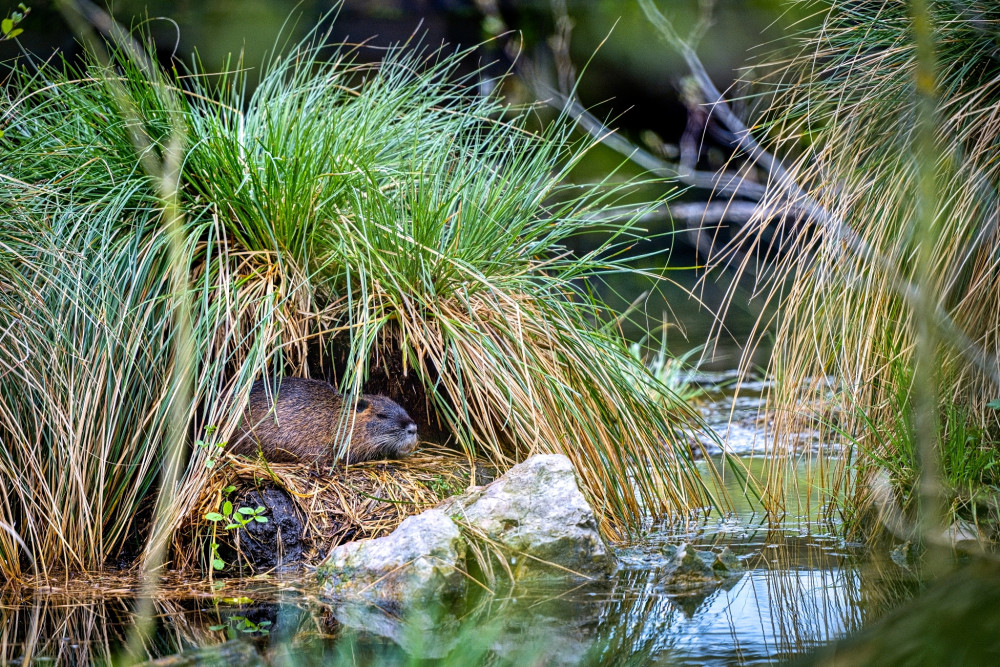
[1,518,919,665]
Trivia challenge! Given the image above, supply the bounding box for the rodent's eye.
[355,398,370,413]
[375,412,388,419]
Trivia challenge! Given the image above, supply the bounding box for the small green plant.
[0,3,30,141]
[427,475,462,499]
[1,4,29,41]
[209,616,271,638]
[196,426,227,469]
[203,486,268,570]
[205,498,268,531]
[207,541,225,572]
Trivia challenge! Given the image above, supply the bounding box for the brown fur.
[230,378,418,464]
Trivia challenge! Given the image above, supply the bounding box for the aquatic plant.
[0,20,724,577]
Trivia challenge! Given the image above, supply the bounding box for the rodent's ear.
[355,397,370,413]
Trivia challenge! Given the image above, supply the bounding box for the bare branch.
[556,94,769,201]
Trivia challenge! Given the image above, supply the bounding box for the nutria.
[230,377,418,464]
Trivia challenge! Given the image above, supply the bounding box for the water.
[614,522,916,665]
[0,520,920,665]
[0,377,926,665]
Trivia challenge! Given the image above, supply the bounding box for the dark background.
[2,0,791,140]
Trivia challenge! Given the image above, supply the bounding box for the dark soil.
[231,486,306,571]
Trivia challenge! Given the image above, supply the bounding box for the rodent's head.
[353,394,419,460]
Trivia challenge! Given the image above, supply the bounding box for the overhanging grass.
[0,26,726,577]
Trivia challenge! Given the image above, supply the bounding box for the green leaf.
[205,512,225,522]
[254,516,268,523]
[987,399,1000,410]
[224,523,240,530]
[208,624,226,631]
[212,559,225,570]
[222,500,232,516]
[237,507,255,515]
[255,506,265,513]
[2,19,12,34]
[223,485,236,494]
[205,459,215,468]
[7,28,21,38]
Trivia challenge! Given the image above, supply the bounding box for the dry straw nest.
[174,444,488,569]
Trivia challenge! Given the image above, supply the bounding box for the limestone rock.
[438,454,616,579]
[318,509,467,608]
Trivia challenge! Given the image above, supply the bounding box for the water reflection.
[0,596,128,664]
[0,523,920,665]
[605,528,918,666]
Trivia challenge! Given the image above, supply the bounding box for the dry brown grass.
[174,444,482,570]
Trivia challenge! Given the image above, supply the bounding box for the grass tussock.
[0,24,721,577]
[728,0,1000,526]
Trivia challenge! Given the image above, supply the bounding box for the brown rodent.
[230,377,418,464]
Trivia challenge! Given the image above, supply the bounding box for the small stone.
[890,540,918,568]
[713,546,741,574]
[659,542,732,590]
[941,519,981,548]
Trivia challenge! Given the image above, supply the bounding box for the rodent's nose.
[405,422,417,435]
